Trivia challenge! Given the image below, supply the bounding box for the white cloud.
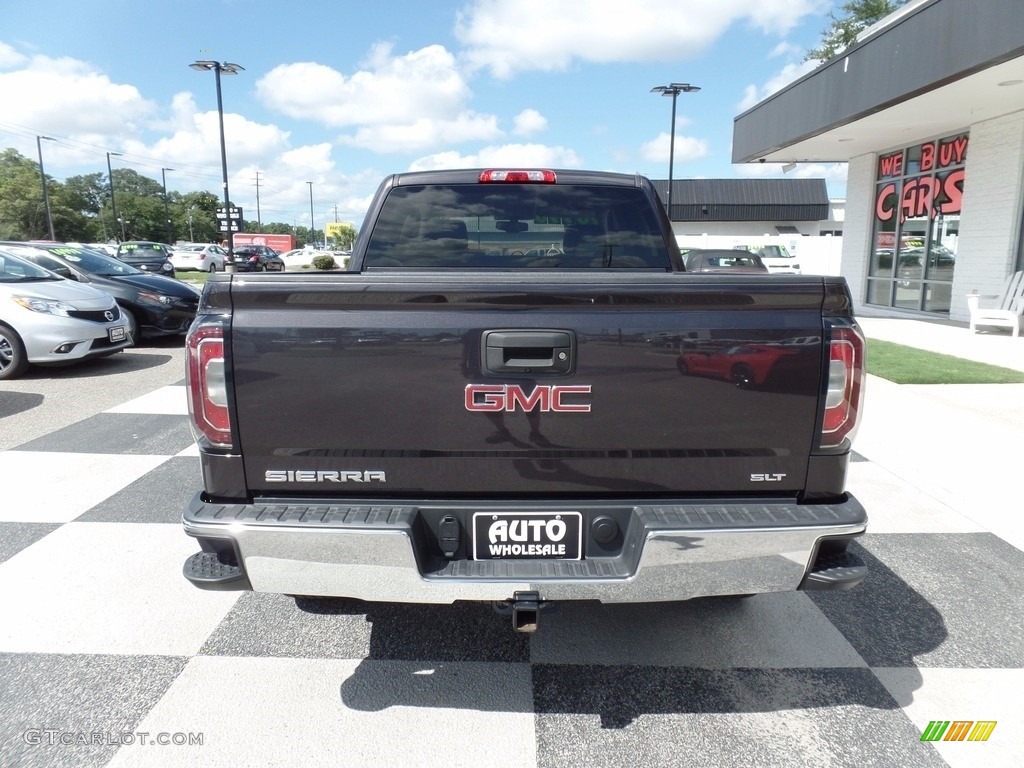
[255,44,505,154]
[737,60,818,111]
[769,41,802,59]
[513,109,547,136]
[640,132,710,164]
[256,44,472,127]
[0,41,27,69]
[408,143,584,171]
[118,92,291,171]
[455,0,828,78]
[0,53,156,137]
[337,112,501,154]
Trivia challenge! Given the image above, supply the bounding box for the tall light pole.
[307,181,315,246]
[161,167,175,244]
[190,59,244,266]
[36,136,56,240]
[106,151,122,242]
[650,82,700,218]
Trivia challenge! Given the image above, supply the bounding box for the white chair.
[967,271,1024,337]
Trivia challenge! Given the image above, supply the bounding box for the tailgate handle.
[483,330,574,375]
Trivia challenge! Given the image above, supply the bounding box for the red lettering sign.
[940,169,965,215]
[920,142,935,172]
[875,182,897,222]
[879,153,903,177]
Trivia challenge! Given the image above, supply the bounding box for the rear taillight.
[820,324,865,449]
[187,324,232,448]
[478,169,557,183]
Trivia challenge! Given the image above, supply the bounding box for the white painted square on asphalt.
[105,385,189,415]
[106,656,537,768]
[0,451,174,523]
[530,593,867,668]
[873,667,1024,768]
[0,522,238,655]
[846,463,985,535]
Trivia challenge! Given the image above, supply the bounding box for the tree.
[805,0,909,63]
[0,149,49,240]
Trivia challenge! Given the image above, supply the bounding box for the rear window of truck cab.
[363,184,672,269]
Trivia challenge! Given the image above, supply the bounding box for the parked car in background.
[115,241,177,276]
[734,244,802,275]
[0,247,131,380]
[171,243,227,273]
[278,248,322,270]
[684,249,769,274]
[233,244,286,272]
[677,343,802,388]
[0,243,200,343]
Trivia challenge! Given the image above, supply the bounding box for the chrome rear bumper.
[182,494,867,603]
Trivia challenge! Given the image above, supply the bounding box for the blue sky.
[0,0,847,231]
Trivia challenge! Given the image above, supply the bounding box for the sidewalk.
[851,313,1024,554]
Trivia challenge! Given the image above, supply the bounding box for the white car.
[278,248,325,270]
[0,248,132,380]
[170,243,227,272]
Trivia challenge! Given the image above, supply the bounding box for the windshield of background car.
[14,245,145,276]
[0,249,63,282]
[118,242,169,258]
[363,184,672,269]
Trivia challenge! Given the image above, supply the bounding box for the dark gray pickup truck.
[182,168,867,631]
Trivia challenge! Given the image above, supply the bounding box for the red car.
[677,344,800,387]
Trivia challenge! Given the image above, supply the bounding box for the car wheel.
[209,262,220,273]
[731,363,755,388]
[119,306,139,345]
[0,324,30,380]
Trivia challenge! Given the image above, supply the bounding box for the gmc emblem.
[465,384,592,413]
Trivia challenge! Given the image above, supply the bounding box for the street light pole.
[36,136,56,240]
[161,167,175,244]
[106,151,122,243]
[190,59,244,269]
[307,181,315,246]
[650,82,701,219]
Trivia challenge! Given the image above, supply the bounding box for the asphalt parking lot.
[1,323,1022,767]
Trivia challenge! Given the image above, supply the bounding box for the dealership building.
[732,0,1024,323]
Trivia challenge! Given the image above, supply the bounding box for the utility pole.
[254,171,263,231]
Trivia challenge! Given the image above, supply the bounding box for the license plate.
[472,512,582,560]
[109,326,126,342]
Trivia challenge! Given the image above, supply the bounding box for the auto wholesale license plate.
[472,512,582,560]
[108,326,126,342]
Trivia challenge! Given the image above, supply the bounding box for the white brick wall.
[841,154,877,310]
[953,112,1024,322]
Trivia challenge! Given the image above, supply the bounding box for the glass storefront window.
[866,133,967,314]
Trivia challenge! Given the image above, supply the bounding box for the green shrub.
[311,254,337,270]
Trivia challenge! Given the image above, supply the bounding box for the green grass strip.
[866,338,1024,384]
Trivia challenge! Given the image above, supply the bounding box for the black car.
[116,241,177,277]
[232,245,286,272]
[0,242,200,342]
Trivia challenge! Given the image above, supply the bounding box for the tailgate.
[229,274,827,497]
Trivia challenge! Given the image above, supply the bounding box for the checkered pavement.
[2,364,1022,767]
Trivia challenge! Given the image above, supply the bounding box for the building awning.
[732,0,1024,166]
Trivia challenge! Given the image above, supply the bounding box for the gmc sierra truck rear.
[181,168,867,631]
